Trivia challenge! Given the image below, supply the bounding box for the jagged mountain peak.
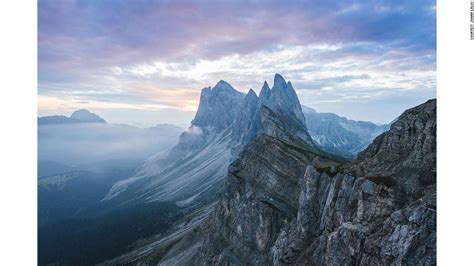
[231,88,261,146]
[259,81,271,100]
[191,81,245,131]
[272,73,287,90]
[245,88,258,99]
[241,88,259,115]
[199,80,241,98]
[213,80,240,94]
[265,74,306,125]
[286,80,294,89]
[216,80,230,86]
[230,74,321,155]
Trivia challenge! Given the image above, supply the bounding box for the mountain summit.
[265,74,306,123]
[70,109,106,123]
[38,109,106,125]
[192,81,245,131]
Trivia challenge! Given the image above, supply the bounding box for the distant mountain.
[39,76,435,265]
[70,109,106,123]
[38,112,183,166]
[302,106,389,158]
[37,115,76,125]
[38,109,106,125]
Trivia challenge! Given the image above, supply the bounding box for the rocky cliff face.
[193,81,245,131]
[190,135,340,265]
[345,99,436,199]
[155,134,340,265]
[187,99,436,265]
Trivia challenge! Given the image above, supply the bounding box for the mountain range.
[103,74,387,210]
[189,99,436,265]
[38,74,435,265]
[38,111,183,167]
[38,109,106,125]
[123,99,436,265]
[102,74,340,209]
[302,106,388,158]
[95,75,435,265]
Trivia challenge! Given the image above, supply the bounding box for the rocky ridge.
[345,99,436,198]
[186,99,436,265]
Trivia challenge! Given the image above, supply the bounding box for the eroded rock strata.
[188,99,436,265]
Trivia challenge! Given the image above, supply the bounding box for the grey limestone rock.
[108,78,436,266]
[190,99,436,265]
[346,99,436,198]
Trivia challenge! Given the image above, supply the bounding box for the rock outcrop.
[192,80,245,131]
[155,134,340,265]
[345,99,436,198]
[190,99,436,265]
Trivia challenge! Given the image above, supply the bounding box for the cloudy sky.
[38,0,436,127]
